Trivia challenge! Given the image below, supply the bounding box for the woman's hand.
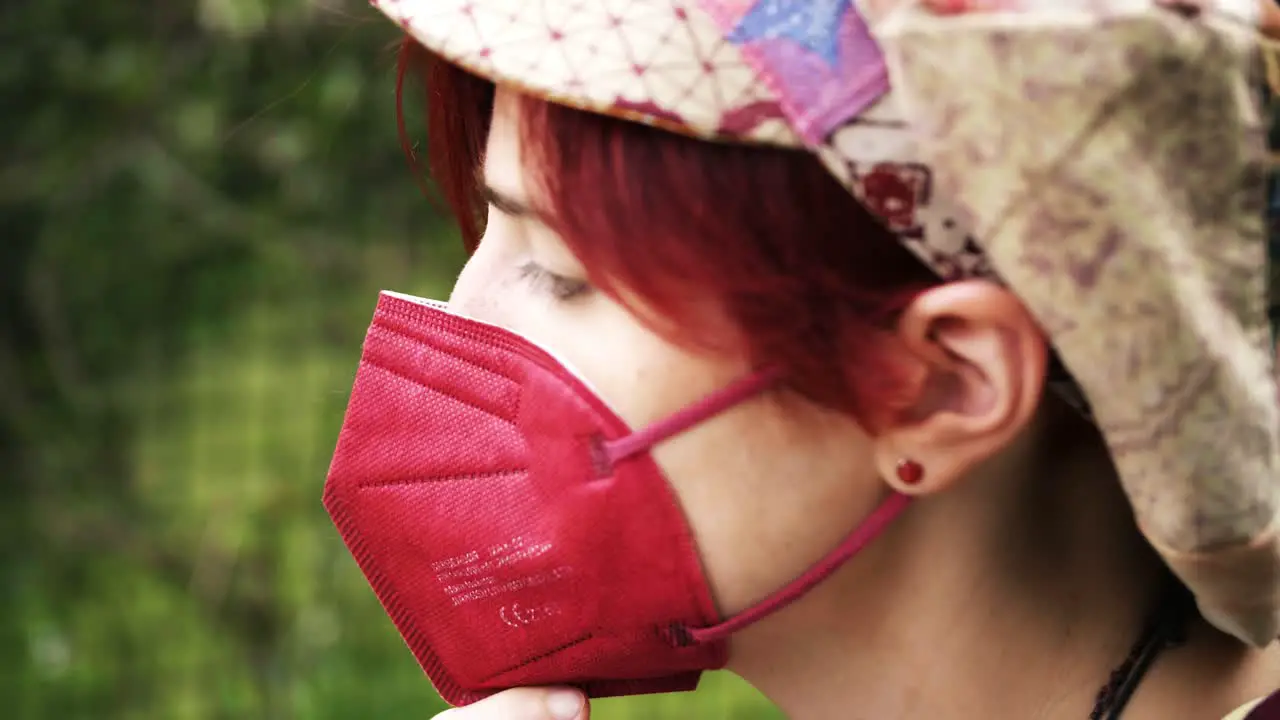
[434,688,589,720]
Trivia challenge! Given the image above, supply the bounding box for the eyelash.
[517,262,591,301]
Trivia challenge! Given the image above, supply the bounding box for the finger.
[434,688,588,720]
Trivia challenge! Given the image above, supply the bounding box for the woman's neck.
[726,404,1277,719]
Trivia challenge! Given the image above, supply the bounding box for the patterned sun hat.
[372,0,1280,647]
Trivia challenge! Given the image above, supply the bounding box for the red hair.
[397,39,943,422]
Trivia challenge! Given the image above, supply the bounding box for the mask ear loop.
[680,491,911,646]
[600,367,785,465]
[598,369,914,647]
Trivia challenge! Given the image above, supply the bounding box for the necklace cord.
[1091,578,1195,719]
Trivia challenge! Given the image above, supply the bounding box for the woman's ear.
[873,280,1048,495]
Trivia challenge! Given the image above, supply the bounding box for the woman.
[323,0,1280,718]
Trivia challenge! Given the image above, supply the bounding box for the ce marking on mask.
[499,602,562,628]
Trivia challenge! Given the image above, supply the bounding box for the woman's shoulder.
[1224,689,1280,720]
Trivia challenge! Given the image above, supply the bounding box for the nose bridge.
[447,236,507,322]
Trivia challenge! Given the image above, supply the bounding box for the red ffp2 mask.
[323,292,909,706]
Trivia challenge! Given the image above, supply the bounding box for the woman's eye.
[517,262,592,301]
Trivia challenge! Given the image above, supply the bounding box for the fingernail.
[544,690,584,720]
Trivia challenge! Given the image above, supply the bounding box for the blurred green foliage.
[0,1,782,718]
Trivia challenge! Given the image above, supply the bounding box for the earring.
[895,458,924,487]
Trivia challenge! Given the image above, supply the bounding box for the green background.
[1,1,783,717]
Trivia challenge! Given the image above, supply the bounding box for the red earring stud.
[896,458,924,486]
